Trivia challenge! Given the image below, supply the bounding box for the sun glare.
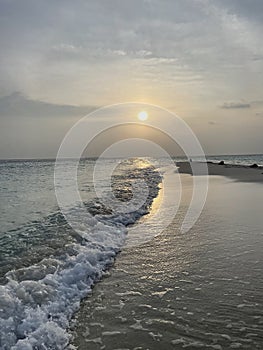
[137,111,148,121]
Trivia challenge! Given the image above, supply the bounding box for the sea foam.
[0,165,161,349]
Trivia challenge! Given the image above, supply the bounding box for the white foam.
[102,331,122,336]
[116,291,142,296]
[0,220,127,349]
[0,165,162,349]
[171,338,185,345]
[130,319,148,331]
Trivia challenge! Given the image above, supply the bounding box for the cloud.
[0,0,262,106]
[252,54,263,61]
[0,92,97,117]
[220,102,251,109]
[251,100,263,106]
[0,0,263,158]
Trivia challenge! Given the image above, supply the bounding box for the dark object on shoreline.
[250,163,259,168]
[218,160,225,165]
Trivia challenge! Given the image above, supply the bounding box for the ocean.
[205,154,263,166]
[0,155,263,349]
[0,157,162,349]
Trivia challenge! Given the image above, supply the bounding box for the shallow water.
[1,157,263,349]
[72,176,263,349]
[0,158,162,349]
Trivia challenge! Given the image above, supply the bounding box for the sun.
[137,111,148,121]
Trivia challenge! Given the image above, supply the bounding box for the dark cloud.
[0,92,97,117]
[219,0,263,23]
[220,102,251,109]
[252,55,263,61]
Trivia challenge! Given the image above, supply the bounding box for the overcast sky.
[0,0,263,158]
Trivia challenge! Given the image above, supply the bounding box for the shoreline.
[177,161,263,183]
[71,174,263,349]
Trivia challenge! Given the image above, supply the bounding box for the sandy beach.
[177,161,263,183]
[71,167,263,349]
[1,0,263,348]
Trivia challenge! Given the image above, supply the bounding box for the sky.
[0,0,263,158]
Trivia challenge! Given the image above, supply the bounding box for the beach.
[177,161,263,183]
[0,159,263,349]
[1,1,263,349]
[71,163,263,349]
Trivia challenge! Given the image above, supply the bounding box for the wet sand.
[71,174,263,350]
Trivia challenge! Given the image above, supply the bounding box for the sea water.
[0,157,162,349]
[0,155,263,349]
[203,154,263,166]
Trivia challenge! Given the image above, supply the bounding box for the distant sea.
[204,154,263,166]
[175,154,263,166]
[0,154,262,349]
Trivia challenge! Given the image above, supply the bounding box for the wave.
[0,163,162,349]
